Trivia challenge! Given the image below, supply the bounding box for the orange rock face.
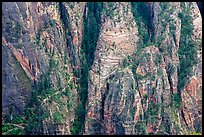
[185,77,198,97]
[12,48,35,80]
[136,66,146,76]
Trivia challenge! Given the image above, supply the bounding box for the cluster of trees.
[2,124,24,135]
[2,106,26,135]
[172,93,182,109]
[131,2,154,45]
[178,3,198,92]
[134,121,147,135]
[81,2,102,68]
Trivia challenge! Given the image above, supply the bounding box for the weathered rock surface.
[2,2,202,135]
[181,2,202,133]
[84,2,138,134]
[84,2,202,135]
[2,2,86,135]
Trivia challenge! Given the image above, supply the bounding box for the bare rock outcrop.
[84,2,138,134]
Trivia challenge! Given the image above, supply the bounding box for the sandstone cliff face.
[2,2,86,135]
[84,3,138,134]
[2,2,202,135]
[84,2,202,135]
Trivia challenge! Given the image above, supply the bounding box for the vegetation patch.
[178,3,198,92]
[70,2,102,135]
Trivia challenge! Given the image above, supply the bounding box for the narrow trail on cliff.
[41,75,76,105]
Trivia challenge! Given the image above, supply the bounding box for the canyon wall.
[2,2,202,135]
